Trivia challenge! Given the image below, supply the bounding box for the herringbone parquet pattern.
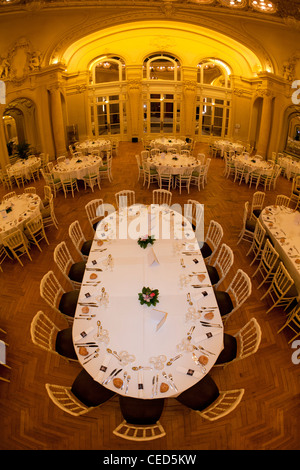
[0,142,299,450]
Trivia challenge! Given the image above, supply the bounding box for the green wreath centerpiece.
[138,287,159,307]
[137,235,155,249]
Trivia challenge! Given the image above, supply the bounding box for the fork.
[125,375,131,394]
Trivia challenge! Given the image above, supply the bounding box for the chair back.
[205,220,223,260]
[196,389,245,421]
[251,191,265,212]
[40,270,65,313]
[53,241,74,281]
[30,310,59,353]
[115,190,135,209]
[26,214,44,236]
[45,383,91,416]
[24,187,36,194]
[235,317,262,361]
[3,229,25,250]
[85,199,104,229]
[275,195,290,207]
[152,189,172,206]
[227,269,252,315]
[3,191,16,201]
[271,262,295,298]
[212,243,234,288]
[69,220,86,258]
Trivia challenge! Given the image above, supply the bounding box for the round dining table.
[0,192,42,245]
[75,139,111,155]
[7,156,41,181]
[150,137,187,152]
[72,204,224,399]
[233,154,273,183]
[214,140,244,156]
[148,153,199,175]
[260,205,300,296]
[51,155,102,181]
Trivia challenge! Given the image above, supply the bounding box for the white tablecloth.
[278,157,300,180]
[148,153,199,175]
[7,157,41,180]
[234,155,273,182]
[150,137,187,152]
[260,205,300,294]
[72,204,224,399]
[76,140,111,154]
[51,156,102,181]
[0,193,42,245]
[214,140,244,156]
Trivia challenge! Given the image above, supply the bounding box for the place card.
[95,355,112,383]
[176,366,201,378]
[138,370,144,398]
[74,327,94,342]
[193,329,222,343]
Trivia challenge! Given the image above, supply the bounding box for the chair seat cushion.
[215,333,237,364]
[99,166,108,171]
[176,374,219,411]
[68,261,86,282]
[71,369,115,407]
[214,290,234,316]
[253,209,261,218]
[200,241,212,259]
[119,396,165,425]
[245,219,256,232]
[81,239,92,256]
[192,171,199,177]
[41,206,51,218]
[55,327,78,360]
[206,265,220,285]
[58,289,79,317]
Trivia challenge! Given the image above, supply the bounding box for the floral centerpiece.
[138,287,159,307]
[137,235,155,249]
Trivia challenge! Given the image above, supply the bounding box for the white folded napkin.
[74,326,94,342]
[94,355,111,383]
[138,370,144,398]
[176,366,201,378]
[194,329,223,343]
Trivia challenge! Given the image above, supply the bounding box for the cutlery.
[168,374,178,391]
[86,268,103,272]
[121,371,127,390]
[83,349,100,365]
[104,368,122,385]
[162,371,174,390]
[193,344,215,355]
[91,248,107,252]
[151,375,156,398]
[192,352,206,373]
[192,271,206,274]
[187,325,195,340]
[200,321,222,328]
[192,284,212,288]
[106,348,121,361]
[78,302,98,307]
[181,258,186,268]
[166,354,183,366]
[125,375,131,394]
[132,366,153,370]
[102,368,117,384]
[187,293,193,305]
[74,316,92,320]
[155,374,159,396]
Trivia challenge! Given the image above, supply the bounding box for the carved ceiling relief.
[0,37,41,85]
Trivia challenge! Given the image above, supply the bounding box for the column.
[0,104,10,168]
[256,91,273,158]
[48,83,66,156]
[127,79,142,140]
[182,80,197,137]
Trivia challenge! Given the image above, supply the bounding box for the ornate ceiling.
[0,0,299,21]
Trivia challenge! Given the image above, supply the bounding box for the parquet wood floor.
[0,142,299,451]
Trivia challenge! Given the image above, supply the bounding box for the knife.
[192,353,206,373]
[105,368,122,385]
[102,368,116,384]
[151,375,155,398]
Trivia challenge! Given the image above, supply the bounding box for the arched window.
[197,59,231,88]
[143,53,181,81]
[89,56,126,84]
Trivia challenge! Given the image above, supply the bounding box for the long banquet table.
[72,204,224,399]
[260,205,300,295]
